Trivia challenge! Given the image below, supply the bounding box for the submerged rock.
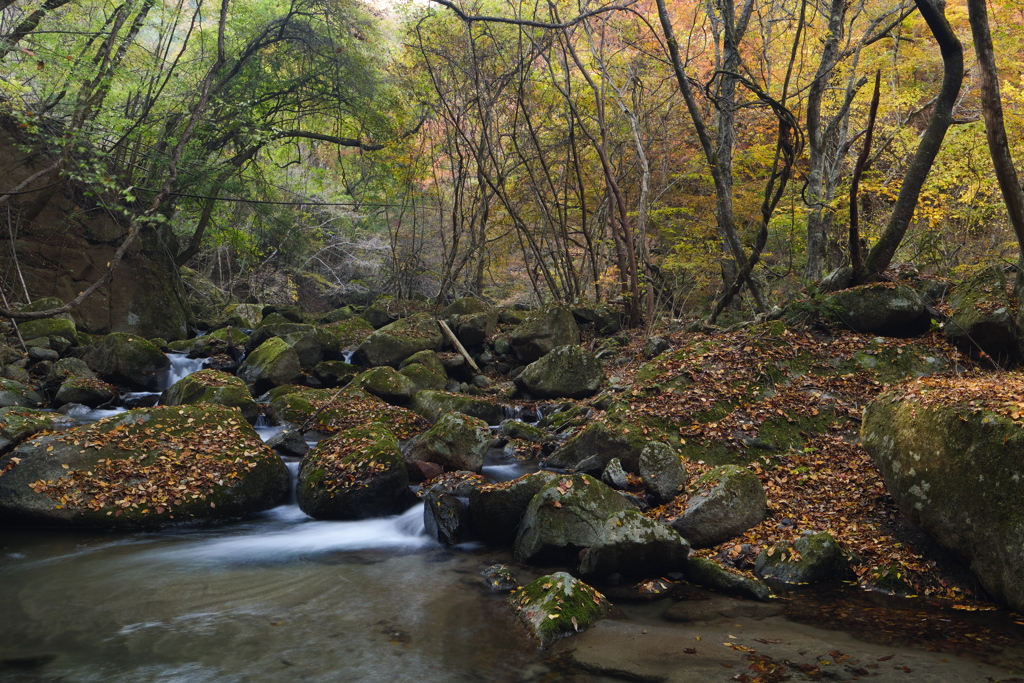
[0,405,289,528]
[296,423,410,520]
[481,564,519,593]
[507,572,611,647]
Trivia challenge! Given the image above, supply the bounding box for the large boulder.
[577,510,690,577]
[422,490,472,546]
[237,337,301,393]
[163,369,259,423]
[656,465,767,548]
[514,474,633,564]
[944,267,1022,365]
[509,307,580,363]
[545,419,651,472]
[354,367,417,405]
[410,390,506,425]
[826,283,931,337]
[515,345,604,399]
[0,405,289,527]
[18,317,77,348]
[354,313,444,367]
[78,332,169,391]
[53,377,118,408]
[469,471,559,544]
[0,379,44,408]
[244,314,314,352]
[862,375,1024,611]
[403,412,491,472]
[268,386,429,439]
[639,442,689,504]
[507,572,612,647]
[296,423,410,519]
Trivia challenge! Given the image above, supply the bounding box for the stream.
[4,357,1024,681]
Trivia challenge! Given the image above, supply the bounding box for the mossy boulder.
[639,442,689,504]
[404,412,491,472]
[944,267,1023,365]
[18,318,77,348]
[685,557,771,601]
[237,337,301,394]
[354,366,417,405]
[507,572,612,647]
[578,510,690,577]
[296,423,409,519]
[657,465,767,548]
[399,364,447,393]
[469,471,560,544]
[313,360,359,388]
[79,332,169,391]
[53,377,118,408]
[410,390,506,425]
[498,419,550,444]
[514,474,634,564]
[318,318,375,355]
[442,297,491,317]
[0,407,73,454]
[862,375,1024,611]
[545,420,651,472]
[0,405,289,528]
[268,386,429,439]
[0,379,44,408]
[515,345,604,399]
[354,313,444,367]
[221,303,263,328]
[278,330,324,367]
[162,369,258,423]
[399,349,446,375]
[509,307,580,363]
[754,532,853,584]
[826,283,931,337]
[244,314,313,352]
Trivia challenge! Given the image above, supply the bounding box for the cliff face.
[0,127,191,340]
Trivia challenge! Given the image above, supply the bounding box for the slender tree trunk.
[862,0,963,279]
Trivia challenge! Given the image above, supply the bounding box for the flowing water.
[6,357,1024,681]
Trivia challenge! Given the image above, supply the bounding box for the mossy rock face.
[54,377,118,408]
[469,471,559,544]
[507,572,611,647]
[162,369,258,423]
[399,349,446,375]
[685,557,771,601]
[18,318,78,347]
[244,314,314,352]
[354,366,417,405]
[0,407,74,454]
[398,364,447,393]
[509,307,580,363]
[0,405,289,528]
[545,420,652,472]
[514,473,633,564]
[826,284,931,337]
[79,332,170,391]
[313,360,358,388]
[269,386,429,439]
[296,423,409,520]
[498,420,549,444]
[754,532,853,585]
[354,313,444,367]
[944,267,1023,365]
[516,345,605,399]
[319,318,374,354]
[862,376,1024,611]
[221,303,263,328]
[237,337,301,394]
[319,306,356,324]
[656,465,767,548]
[0,379,44,408]
[404,412,491,472]
[578,510,690,577]
[410,390,506,425]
